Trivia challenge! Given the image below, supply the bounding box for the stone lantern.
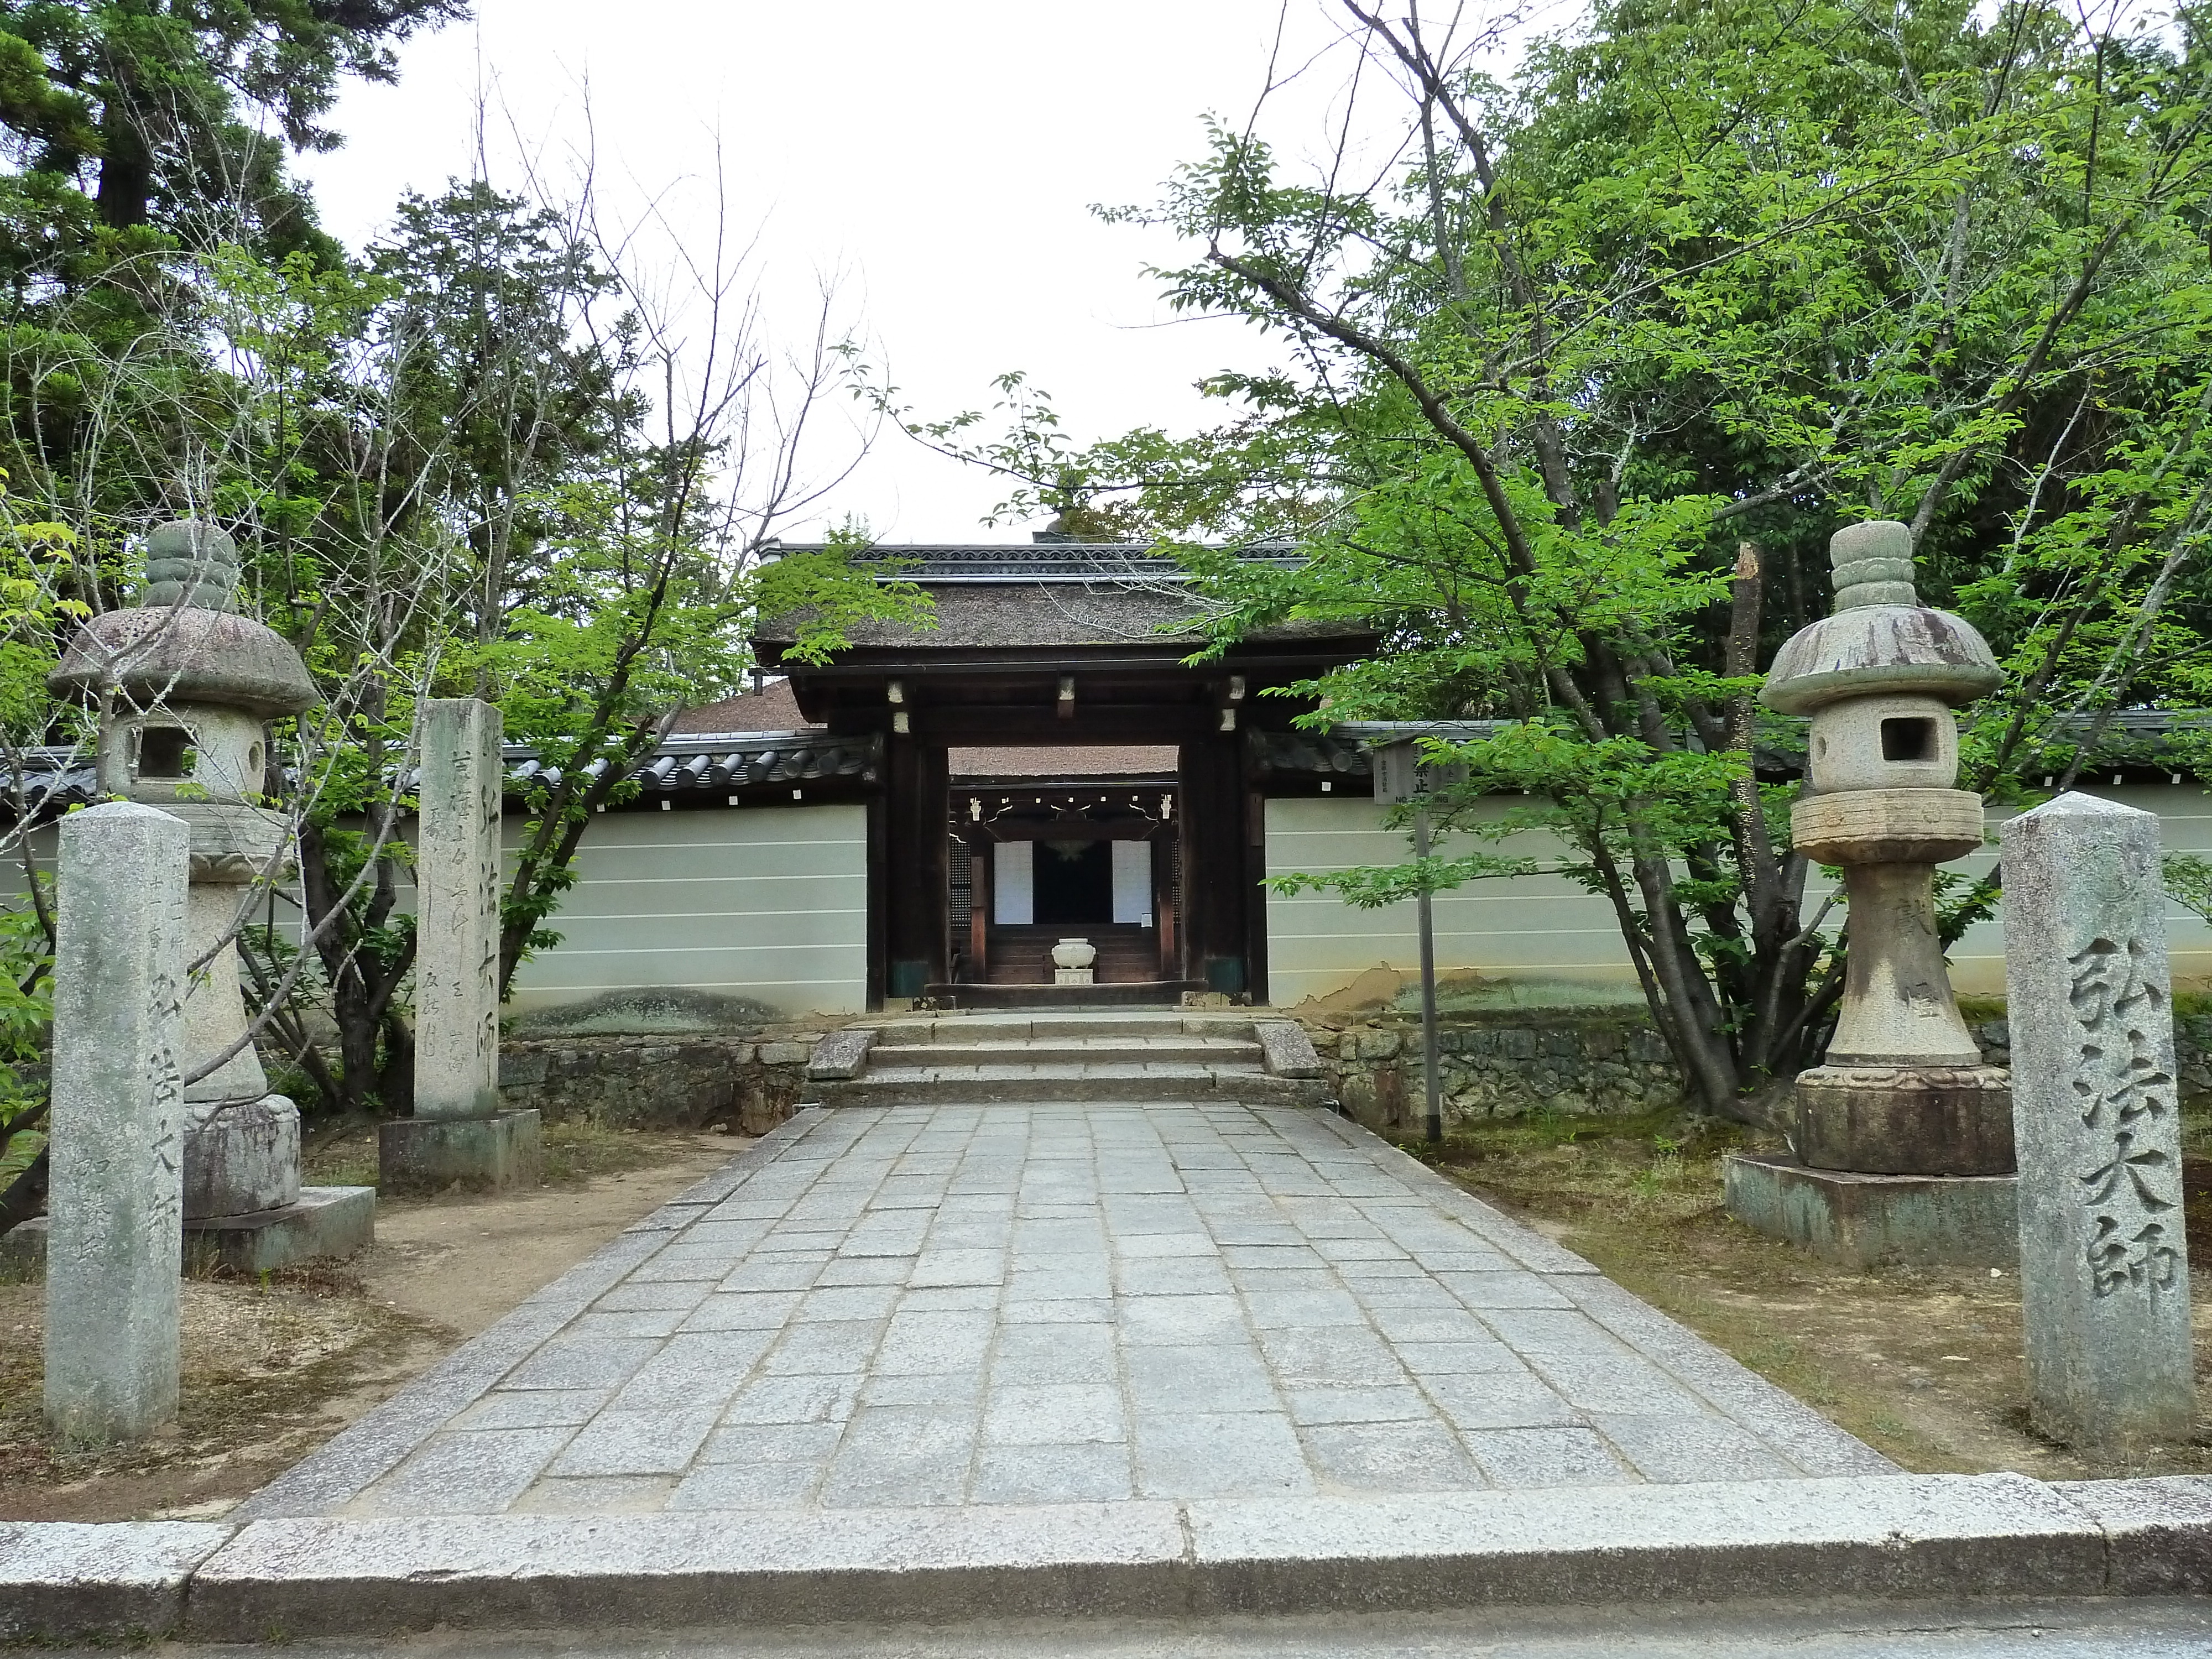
[49,520,373,1270]
[1724,521,2016,1266]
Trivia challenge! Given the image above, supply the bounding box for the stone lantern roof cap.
[1759,520,2002,717]
[46,519,318,718]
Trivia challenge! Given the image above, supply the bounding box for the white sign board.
[993,840,1034,926]
[1112,839,1153,926]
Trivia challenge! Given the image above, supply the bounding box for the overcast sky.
[300,2,1556,543]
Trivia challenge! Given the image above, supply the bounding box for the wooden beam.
[901,706,1225,743]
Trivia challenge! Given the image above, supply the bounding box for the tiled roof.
[670,680,818,735]
[841,542,1303,583]
[511,730,879,797]
[761,582,1359,652]
[0,728,881,817]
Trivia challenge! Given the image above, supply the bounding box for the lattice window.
[948,847,973,946]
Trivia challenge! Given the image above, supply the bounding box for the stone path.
[241,1099,1889,1521]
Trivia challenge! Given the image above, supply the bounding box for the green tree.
[0,0,467,243]
[893,0,2212,1121]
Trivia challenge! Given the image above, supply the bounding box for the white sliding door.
[994,840,1034,925]
[1111,839,1154,926]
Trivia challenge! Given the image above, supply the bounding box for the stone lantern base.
[379,1109,543,1195]
[182,1092,376,1272]
[1723,1152,2017,1269]
[185,1186,377,1274]
[1790,1064,2015,1175]
[2,1186,374,1279]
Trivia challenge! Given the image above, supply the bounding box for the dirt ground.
[0,1121,744,1522]
[1420,1110,2212,1480]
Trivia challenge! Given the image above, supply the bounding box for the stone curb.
[0,1521,233,1640]
[6,1474,2211,1640]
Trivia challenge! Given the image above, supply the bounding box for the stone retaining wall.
[482,1004,2212,1142]
[496,1032,820,1134]
[1308,1003,2212,1137]
[1303,1011,1684,1133]
[1972,1011,2212,1100]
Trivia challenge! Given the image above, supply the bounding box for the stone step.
[867,1037,1262,1069]
[817,1068,1325,1108]
[873,1011,1258,1046]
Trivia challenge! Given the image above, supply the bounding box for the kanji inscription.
[2066,937,2182,1295]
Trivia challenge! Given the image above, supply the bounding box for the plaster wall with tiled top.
[1266,787,2212,1007]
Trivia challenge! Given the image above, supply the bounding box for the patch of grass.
[298,1115,379,1188]
[300,1117,722,1193]
[539,1119,697,1185]
[2184,1100,2212,1160]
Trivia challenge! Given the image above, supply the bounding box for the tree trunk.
[94,75,153,232]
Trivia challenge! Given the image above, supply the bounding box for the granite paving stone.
[721,1374,860,1425]
[677,1290,804,1331]
[1001,1296,1114,1324]
[1464,1424,1635,1487]
[859,1369,985,1407]
[990,1322,1118,1385]
[1121,1342,1277,1414]
[970,1441,1134,1504]
[610,1331,777,1406]
[1282,1384,1434,1425]
[254,1096,1893,1522]
[815,1256,913,1286]
[819,1405,978,1506]
[984,1382,1128,1444]
[874,1308,995,1374]
[565,1307,693,1340]
[352,1427,573,1515]
[508,1473,674,1513]
[498,1336,660,1392]
[546,1407,721,1477]
[791,1284,902,1322]
[666,1457,820,1509]
[1425,1368,1583,1432]
[1135,1410,1314,1499]
[1118,1294,1249,1345]
[1588,1410,1807,1484]
[452,1387,612,1430]
[591,1280,718,1314]
[1300,1419,1487,1491]
[696,1421,844,1464]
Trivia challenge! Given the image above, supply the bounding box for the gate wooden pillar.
[883,737,948,1000]
[1177,733,1251,997]
[1151,827,1177,980]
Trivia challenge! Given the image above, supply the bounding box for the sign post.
[1375,740,1443,1144]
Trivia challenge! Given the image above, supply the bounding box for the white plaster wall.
[1950,784,2212,995]
[1264,796,1639,1006]
[500,804,868,1019]
[1263,785,2212,1006]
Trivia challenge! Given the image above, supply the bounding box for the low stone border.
[1307,1009,1686,1128]
[496,1032,820,1133]
[4,1474,2210,1640]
